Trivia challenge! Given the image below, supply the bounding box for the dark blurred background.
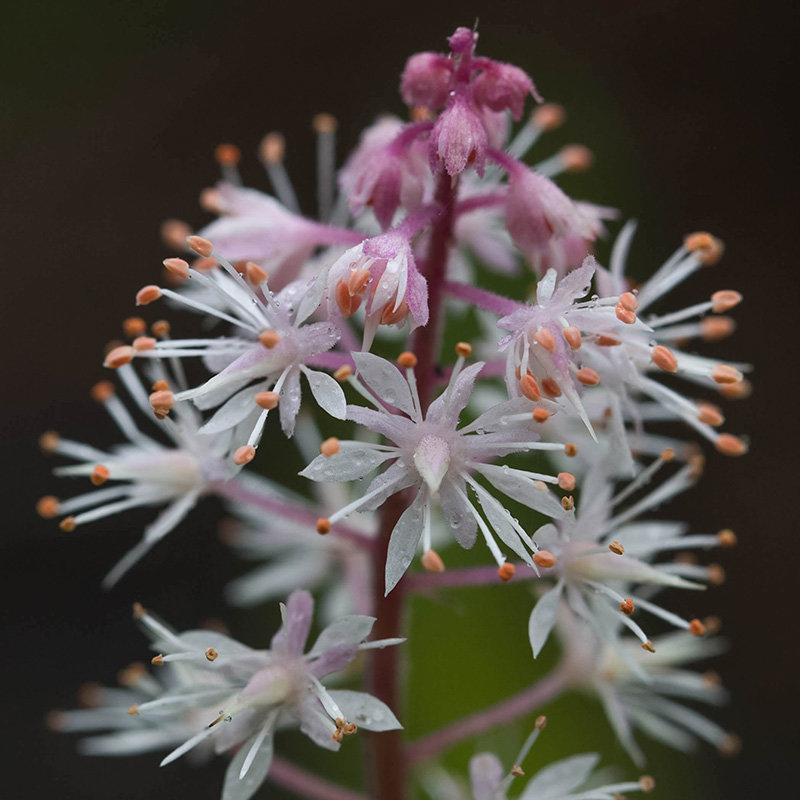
[2,0,798,797]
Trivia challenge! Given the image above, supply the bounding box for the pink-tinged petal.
[346,405,416,443]
[359,463,420,512]
[296,698,340,751]
[308,643,359,678]
[270,589,314,655]
[413,436,450,493]
[400,52,453,109]
[552,256,597,304]
[429,96,488,177]
[469,753,505,800]
[404,263,429,329]
[426,361,485,426]
[473,61,538,119]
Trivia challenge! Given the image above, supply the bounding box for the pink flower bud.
[400,52,453,109]
[429,96,488,177]
[473,62,538,120]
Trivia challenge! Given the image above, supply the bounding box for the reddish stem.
[269,755,367,800]
[367,172,457,800]
[404,669,568,765]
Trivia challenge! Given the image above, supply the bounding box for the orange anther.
[534,327,556,352]
[689,618,706,636]
[151,654,164,666]
[497,563,516,582]
[151,320,170,338]
[150,390,175,416]
[133,336,157,352]
[615,303,636,324]
[719,378,752,399]
[535,715,548,730]
[561,494,574,510]
[118,663,147,686]
[707,564,726,585]
[421,549,445,572]
[519,373,542,401]
[36,496,60,518]
[91,465,110,486]
[380,299,410,325]
[122,317,147,338]
[163,257,190,279]
[135,285,162,307]
[641,640,655,653]
[258,330,281,349]
[697,402,724,427]
[532,102,566,131]
[620,598,634,615]
[651,345,678,373]
[161,219,193,250]
[347,268,371,296]
[595,334,621,347]
[609,541,625,555]
[711,364,743,384]
[411,106,432,121]
[246,261,268,285]
[205,647,219,662]
[711,290,742,313]
[560,144,594,172]
[187,235,214,257]
[192,256,217,272]
[104,345,135,369]
[259,132,285,164]
[312,113,338,133]
[619,291,639,312]
[719,734,742,758]
[334,365,353,382]
[564,442,578,457]
[316,518,331,535]
[199,187,222,213]
[576,367,600,386]
[233,445,256,466]
[152,380,169,392]
[563,326,581,350]
[639,775,656,792]
[131,602,146,620]
[39,430,61,452]
[455,342,472,358]
[703,615,722,634]
[320,437,340,457]
[127,704,140,716]
[255,391,279,410]
[510,765,525,777]
[717,529,737,547]
[701,316,736,341]
[336,281,361,318]
[541,378,561,397]
[398,351,418,368]
[533,550,558,568]
[685,232,724,265]
[532,408,549,423]
[59,517,76,533]
[557,472,576,491]
[688,452,706,479]
[214,143,240,165]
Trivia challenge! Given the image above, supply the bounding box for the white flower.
[124,236,347,449]
[497,236,748,455]
[37,361,232,587]
[56,594,403,800]
[527,455,733,658]
[301,350,576,593]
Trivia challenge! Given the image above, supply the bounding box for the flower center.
[413,434,451,493]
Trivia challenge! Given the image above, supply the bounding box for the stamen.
[127,704,139,716]
[104,346,135,369]
[421,549,445,573]
[639,775,656,792]
[187,236,215,258]
[160,219,192,250]
[714,433,748,456]
[149,390,175,419]
[684,232,724,265]
[711,290,742,312]
[557,472,576,491]
[559,144,594,173]
[519,372,541,401]
[317,518,331,535]
[561,496,574,511]
[59,517,76,532]
[133,336,156,352]
[455,342,472,358]
[532,408,549,423]
[39,430,61,452]
[701,316,736,341]
[576,367,600,386]
[320,437,340,457]
[641,640,656,653]
[532,103,565,131]
[247,262,269,285]
[651,345,678,372]
[541,378,561,397]
[122,317,147,338]
[497,563,516,582]
[36,496,60,518]
[533,550,557,568]
[258,330,281,349]
[718,529,737,547]
[563,326,581,349]
[333,365,353,382]
[152,320,170,338]
[711,364,743,384]
[255,391,279,410]
[609,541,624,555]
[534,327,556,352]
[90,465,110,486]
[163,257,190,280]
[689,619,706,637]
[233,445,256,466]
[564,443,578,457]
[620,598,634,615]
[719,378,751,399]
[697,402,724,426]
[135,285,162,306]
[619,291,639,311]
[615,303,637,324]
[397,351,418,368]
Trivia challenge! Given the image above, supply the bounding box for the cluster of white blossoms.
[43,25,745,800]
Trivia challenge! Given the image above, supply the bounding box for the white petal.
[519,753,600,800]
[302,368,347,419]
[221,723,275,800]
[327,690,402,731]
[352,352,416,417]
[385,488,426,594]
[469,753,505,800]
[309,615,376,656]
[528,581,563,658]
[300,447,393,482]
[200,385,262,434]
